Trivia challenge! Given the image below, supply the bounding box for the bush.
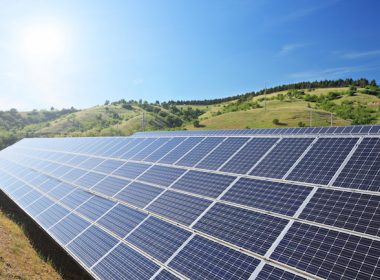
[193,120,200,127]
[298,121,306,127]
[272,118,280,125]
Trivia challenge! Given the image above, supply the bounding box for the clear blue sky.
[0,0,379,110]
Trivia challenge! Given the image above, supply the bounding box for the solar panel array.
[0,124,379,280]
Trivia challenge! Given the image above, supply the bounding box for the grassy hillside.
[0,210,62,279]
[0,82,379,151]
[189,87,379,129]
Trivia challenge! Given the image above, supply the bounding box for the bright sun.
[20,24,66,62]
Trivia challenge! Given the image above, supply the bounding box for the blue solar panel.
[92,243,160,280]
[126,216,191,262]
[60,189,93,209]
[220,138,278,174]
[256,265,306,280]
[171,170,236,198]
[193,203,288,255]
[91,176,130,196]
[144,137,185,162]
[333,138,380,191]
[250,138,314,178]
[97,204,147,238]
[74,172,106,189]
[271,222,380,280]
[76,196,116,221]
[286,137,358,185]
[169,235,260,280]
[221,178,312,216]
[132,138,170,160]
[36,203,71,229]
[93,159,125,174]
[115,181,163,208]
[120,138,157,159]
[138,165,186,187]
[159,137,204,164]
[67,225,118,267]
[175,137,225,167]
[299,188,380,237]
[49,213,91,245]
[147,191,212,225]
[0,128,379,280]
[154,270,181,280]
[195,137,250,170]
[113,162,151,179]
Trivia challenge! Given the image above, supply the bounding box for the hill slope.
[0,81,379,150]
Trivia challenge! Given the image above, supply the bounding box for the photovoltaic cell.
[120,138,157,159]
[60,189,93,209]
[49,213,91,245]
[126,216,191,262]
[159,137,204,164]
[196,137,250,170]
[286,137,358,185]
[112,162,151,179]
[97,204,147,238]
[271,222,380,280]
[147,191,212,225]
[154,270,180,280]
[144,137,185,162]
[67,225,118,267]
[132,138,170,160]
[256,265,306,280]
[92,243,160,280]
[76,196,116,221]
[36,203,71,229]
[221,178,312,216]
[250,138,314,178]
[220,138,278,174]
[299,188,380,236]
[25,196,54,216]
[91,176,130,196]
[171,170,236,198]
[94,159,125,175]
[117,180,162,205]
[194,203,288,255]
[333,138,380,191]
[138,165,186,187]
[175,137,224,167]
[74,172,106,189]
[169,235,260,280]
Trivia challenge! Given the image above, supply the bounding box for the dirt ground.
[0,210,62,280]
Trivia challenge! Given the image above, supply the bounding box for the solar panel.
[193,203,288,255]
[250,138,314,178]
[126,216,192,262]
[168,235,260,280]
[0,125,379,280]
[286,137,358,185]
[195,137,249,170]
[171,170,236,198]
[220,138,278,174]
[271,222,380,280]
[333,138,380,191]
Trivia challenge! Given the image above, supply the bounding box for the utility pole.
[309,109,312,127]
[264,83,267,112]
[141,111,145,131]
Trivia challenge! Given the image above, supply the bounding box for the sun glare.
[20,23,66,62]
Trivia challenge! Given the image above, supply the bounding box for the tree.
[193,120,200,127]
[104,100,110,105]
